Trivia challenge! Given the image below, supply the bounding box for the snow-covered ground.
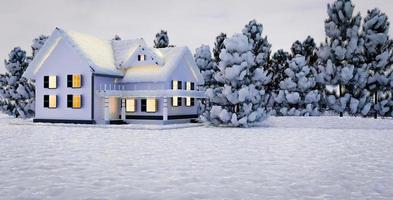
[0,115,393,200]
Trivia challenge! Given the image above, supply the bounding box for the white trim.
[96,89,206,98]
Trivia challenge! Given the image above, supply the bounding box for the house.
[23,28,205,124]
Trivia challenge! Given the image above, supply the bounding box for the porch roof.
[96,89,206,98]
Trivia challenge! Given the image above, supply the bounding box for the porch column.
[121,98,126,121]
[163,97,168,121]
[104,97,109,124]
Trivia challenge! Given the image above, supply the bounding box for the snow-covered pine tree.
[316,0,369,116]
[213,33,227,63]
[195,45,214,88]
[31,35,49,58]
[274,37,321,116]
[154,30,169,48]
[0,48,35,118]
[242,20,273,112]
[0,34,48,118]
[269,49,289,115]
[203,34,269,127]
[112,34,122,41]
[362,8,393,118]
[194,45,214,116]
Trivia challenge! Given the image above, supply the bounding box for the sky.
[0,0,392,73]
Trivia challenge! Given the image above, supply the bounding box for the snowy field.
[0,115,393,200]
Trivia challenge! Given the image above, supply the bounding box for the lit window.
[67,94,82,109]
[44,95,57,108]
[186,81,195,107]
[126,98,136,112]
[172,96,182,107]
[73,95,81,109]
[146,98,157,113]
[172,80,182,90]
[186,97,195,107]
[67,74,82,88]
[172,80,182,107]
[138,54,145,61]
[44,76,57,89]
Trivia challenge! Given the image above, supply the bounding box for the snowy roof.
[122,47,204,84]
[112,39,147,67]
[24,28,123,79]
[23,28,203,85]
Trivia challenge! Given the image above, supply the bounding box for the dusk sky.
[0,0,392,73]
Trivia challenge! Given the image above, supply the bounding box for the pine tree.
[212,33,227,63]
[194,45,214,118]
[30,35,49,58]
[316,0,368,116]
[112,34,122,41]
[269,49,290,115]
[203,33,269,127]
[154,30,169,48]
[0,35,48,118]
[0,48,34,118]
[195,45,214,87]
[362,8,393,117]
[274,37,321,116]
[242,20,272,112]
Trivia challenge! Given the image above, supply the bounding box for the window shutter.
[67,95,73,108]
[43,95,49,107]
[141,99,147,112]
[67,75,73,87]
[43,76,49,88]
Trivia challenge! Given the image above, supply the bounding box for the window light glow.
[126,98,136,112]
[146,98,157,113]
[72,74,81,88]
[49,95,57,108]
[73,95,81,109]
[48,76,57,89]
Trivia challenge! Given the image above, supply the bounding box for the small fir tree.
[154,30,169,48]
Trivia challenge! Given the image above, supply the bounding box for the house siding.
[35,38,93,121]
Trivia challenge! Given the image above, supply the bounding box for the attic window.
[138,54,146,61]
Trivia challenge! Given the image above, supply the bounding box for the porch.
[96,84,206,124]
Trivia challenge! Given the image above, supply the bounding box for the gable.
[122,46,163,68]
[121,47,204,85]
[35,37,92,78]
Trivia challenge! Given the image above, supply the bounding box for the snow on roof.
[23,30,63,79]
[61,29,123,76]
[122,47,204,85]
[112,39,146,67]
[23,28,203,84]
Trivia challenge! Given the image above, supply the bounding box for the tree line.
[195,0,393,127]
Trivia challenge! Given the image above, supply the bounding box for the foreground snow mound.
[0,116,393,199]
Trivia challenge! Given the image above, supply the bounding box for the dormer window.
[138,54,146,61]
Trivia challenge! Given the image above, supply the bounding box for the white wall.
[35,38,93,121]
